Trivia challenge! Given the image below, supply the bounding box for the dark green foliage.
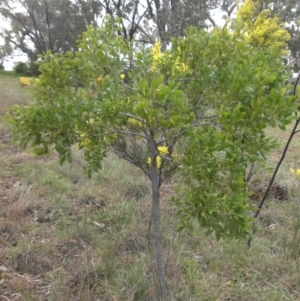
[13,62,28,74]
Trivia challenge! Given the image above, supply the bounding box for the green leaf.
[244,86,254,93]
[151,75,164,92]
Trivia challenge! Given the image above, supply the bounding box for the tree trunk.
[150,139,168,300]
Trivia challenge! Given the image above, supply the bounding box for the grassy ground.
[1,71,300,300]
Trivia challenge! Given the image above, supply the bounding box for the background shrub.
[13,61,28,74]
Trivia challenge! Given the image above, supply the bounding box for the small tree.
[7,18,296,300]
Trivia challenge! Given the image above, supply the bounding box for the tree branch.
[119,112,147,125]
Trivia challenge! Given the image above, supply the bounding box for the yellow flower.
[172,150,181,163]
[76,117,105,149]
[147,146,168,169]
[76,132,93,149]
[290,168,300,178]
[157,146,168,156]
[147,156,162,169]
[147,146,181,169]
[95,76,106,86]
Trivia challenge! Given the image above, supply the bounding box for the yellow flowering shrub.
[236,0,290,50]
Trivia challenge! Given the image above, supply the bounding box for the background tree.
[144,0,217,48]
[76,0,102,25]
[90,0,153,43]
[0,0,227,60]
[0,45,7,69]
[1,0,299,67]
[0,0,95,62]
[89,0,220,47]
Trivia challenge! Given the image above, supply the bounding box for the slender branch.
[129,0,149,40]
[136,25,155,44]
[146,0,155,18]
[161,164,179,185]
[245,162,255,183]
[247,72,300,248]
[197,115,218,120]
[174,75,199,82]
[120,76,136,91]
[192,95,204,110]
[207,16,217,27]
[156,122,219,145]
[110,145,150,178]
[119,112,147,124]
[228,4,237,17]
[0,132,11,140]
[134,38,154,45]
[108,129,149,140]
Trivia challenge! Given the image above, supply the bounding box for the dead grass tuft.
[11,251,54,275]
[56,239,85,257]
[0,221,19,247]
[118,237,147,255]
[164,251,182,281]
[124,184,150,201]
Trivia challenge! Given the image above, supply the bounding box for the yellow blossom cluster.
[76,118,96,149]
[147,146,181,169]
[290,168,300,178]
[95,74,124,86]
[236,0,290,50]
[77,132,93,149]
[151,40,162,72]
[236,0,258,27]
[76,117,117,149]
[147,146,169,169]
[150,40,189,73]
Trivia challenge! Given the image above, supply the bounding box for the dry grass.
[1,71,300,300]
